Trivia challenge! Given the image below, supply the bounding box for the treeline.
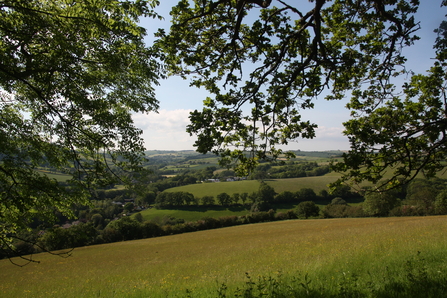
[7,208,303,257]
[86,162,331,199]
[154,182,355,210]
[251,162,330,179]
[362,178,447,217]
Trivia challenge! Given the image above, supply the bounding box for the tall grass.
[0,216,446,297]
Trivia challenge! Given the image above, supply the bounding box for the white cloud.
[315,126,345,138]
[133,110,350,151]
[133,109,197,150]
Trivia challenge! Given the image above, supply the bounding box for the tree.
[105,216,143,241]
[232,192,240,204]
[0,0,162,250]
[250,181,276,211]
[296,188,317,202]
[296,201,320,219]
[240,192,249,205]
[405,179,442,214]
[217,192,231,206]
[257,181,276,203]
[123,202,135,214]
[434,189,447,214]
[135,191,157,207]
[275,191,296,203]
[331,197,348,205]
[158,0,420,175]
[333,8,447,190]
[363,190,401,217]
[201,195,215,206]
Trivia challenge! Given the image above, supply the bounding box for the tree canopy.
[333,7,447,190]
[0,0,162,248]
[158,0,422,176]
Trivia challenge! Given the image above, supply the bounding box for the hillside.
[164,173,341,197]
[1,216,446,297]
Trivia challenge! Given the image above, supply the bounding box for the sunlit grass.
[1,216,446,297]
[165,179,262,197]
[165,174,341,198]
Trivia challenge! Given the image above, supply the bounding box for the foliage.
[296,187,317,202]
[104,216,143,241]
[39,222,98,251]
[405,178,443,214]
[0,0,162,249]
[321,198,365,218]
[274,190,296,204]
[200,195,216,206]
[435,189,447,214]
[158,0,420,175]
[296,201,320,219]
[155,191,195,208]
[331,197,347,205]
[363,190,401,217]
[249,181,276,211]
[334,4,447,190]
[216,192,232,206]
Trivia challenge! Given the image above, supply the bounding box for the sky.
[133,1,447,152]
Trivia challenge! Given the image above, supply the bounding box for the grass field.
[164,174,341,198]
[1,216,446,297]
[164,179,262,197]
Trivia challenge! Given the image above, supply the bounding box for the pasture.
[164,174,340,198]
[1,216,446,297]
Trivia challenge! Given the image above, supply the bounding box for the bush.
[322,204,350,218]
[141,221,163,238]
[363,191,401,217]
[296,201,320,219]
[105,217,142,241]
[101,227,123,243]
[345,206,365,217]
[218,216,240,227]
[246,212,271,223]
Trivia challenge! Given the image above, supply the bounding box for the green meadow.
[1,216,446,297]
[164,174,341,198]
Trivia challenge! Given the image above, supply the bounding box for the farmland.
[164,175,341,197]
[1,216,446,297]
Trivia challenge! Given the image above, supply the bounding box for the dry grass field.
[0,216,446,297]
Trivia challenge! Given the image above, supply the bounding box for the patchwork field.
[1,216,446,297]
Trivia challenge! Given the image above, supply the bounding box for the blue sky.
[133,1,447,151]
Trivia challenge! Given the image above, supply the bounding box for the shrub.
[322,204,350,218]
[106,217,142,241]
[246,212,271,223]
[101,227,122,243]
[218,216,240,227]
[296,201,320,219]
[141,221,163,238]
[434,189,447,215]
[345,206,365,217]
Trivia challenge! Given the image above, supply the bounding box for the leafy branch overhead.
[334,14,447,191]
[0,0,162,247]
[158,0,420,175]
